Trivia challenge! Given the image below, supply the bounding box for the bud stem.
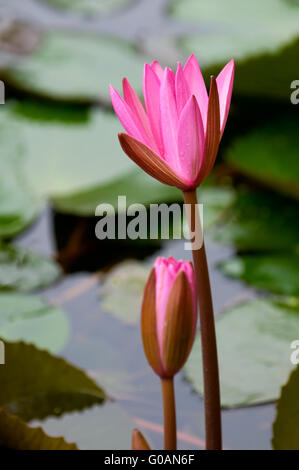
[161,377,177,450]
[183,189,222,450]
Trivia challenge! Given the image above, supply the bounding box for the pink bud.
[131,429,151,450]
[141,257,197,378]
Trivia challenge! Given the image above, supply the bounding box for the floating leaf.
[205,36,299,101]
[185,299,299,407]
[0,408,77,450]
[0,292,70,353]
[0,118,39,237]
[219,255,299,296]
[0,339,107,421]
[2,31,145,103]
[171,0,299,66]
[53,169,182,216]
[272,364,299,449]
[101,260,150,325]
[215,189,299,252]
[44,0,131,15]
[0,244,61,291]
[225,119,299,199]
[0,100,134,200]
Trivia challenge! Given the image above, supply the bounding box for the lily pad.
[171,0,299,66]
[44,0,131,15]
[53,169,181,215]
[185,299,299,407]
[0,292,70,353]
[225,119,299,199]
[215,188,299,252]
[0,244,61,291]
[0,118,39,237]
[101,260,150,325]
[0,408,77,450]
[272,364,299,449]
[0,339,107,421]
[228,36,299,101]
[2,31,145,103]
[219,255,299,296]
[0,100,134,199]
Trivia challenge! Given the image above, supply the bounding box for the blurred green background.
[0,0,298,450]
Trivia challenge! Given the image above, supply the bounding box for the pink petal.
[143,63,164,156]
[118,133,189,190]
[109,85,146,143]
[123,78,158,153]
[150,60,164,80]
[175,62,190,116]
[160,67,179,169]
[177,95,204,182]
[183,54,208,130]
[154,257,179,350]
[154,257,197,352]
[216,58,234,136]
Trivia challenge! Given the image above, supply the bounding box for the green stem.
[183,189,222,450]
[161,377,177,450]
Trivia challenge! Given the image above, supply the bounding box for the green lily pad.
[185,299,299,407]
[229,36,299,100]
[2,31,145,103]
[272,364,299,449]
[0,100,134,199]
[204,35,299,102]
[0,244,61,291]
[0,292,70,353]
[0,118,39,238]
[215,188,299,252]
[225,119,299,199]
[0,339,107,421]
[53,169,181,215]
[171,0,299,66]
[101,260,150,325]
[219,255,299,296]
[0,409,77,450]
[44,0,131,15]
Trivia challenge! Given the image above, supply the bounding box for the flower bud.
[141,257,197,379]
[131,429,151,450]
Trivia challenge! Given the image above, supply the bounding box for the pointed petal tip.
[186,52,197,63]
[150,59,160,67]
[118,131,129,141]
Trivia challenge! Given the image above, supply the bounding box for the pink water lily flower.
[141,257,197,379]
[109,54,234,191]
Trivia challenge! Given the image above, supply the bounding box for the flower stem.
[161,377,177,450]
[183,189,222,450]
